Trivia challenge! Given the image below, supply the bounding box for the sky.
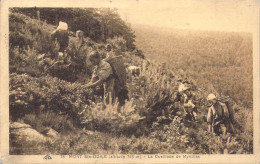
[112,0,259,32]
[4,0,258,32]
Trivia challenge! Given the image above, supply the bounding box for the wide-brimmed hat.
[178,83,190,92]
[207,93,216,101]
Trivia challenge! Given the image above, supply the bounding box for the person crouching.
[85,51,115,104]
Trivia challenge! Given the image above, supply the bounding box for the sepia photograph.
[1,0,259,163]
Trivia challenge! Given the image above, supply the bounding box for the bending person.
[85,51,115,104]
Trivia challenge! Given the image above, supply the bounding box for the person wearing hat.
[51,21,69,53]
[180,85,198,121]
[206,93,234,136]
[103,44,114,61]
[69,30,93,82]
[85,51,115,104]
[75,30,85,50]
[73,30,88,58]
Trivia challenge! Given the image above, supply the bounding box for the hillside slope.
[9,11,253,155]
[133,24,253,108]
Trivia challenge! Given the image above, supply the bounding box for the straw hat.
[178,83,190,92]
[207,93,216,101]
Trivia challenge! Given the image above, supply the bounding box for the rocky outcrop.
[10,122,59,143]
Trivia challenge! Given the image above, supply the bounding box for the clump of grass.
[79,98,144,136]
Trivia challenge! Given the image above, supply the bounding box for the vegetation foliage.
[9,9,253,155]
[133,25,253,108]
[11,8,136,51]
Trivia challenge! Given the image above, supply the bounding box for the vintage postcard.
[1,0,259,163]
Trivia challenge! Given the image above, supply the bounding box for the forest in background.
[11,8,136,51]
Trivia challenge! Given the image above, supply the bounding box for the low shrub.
[9,73,100,123]
[79,98,145,136]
